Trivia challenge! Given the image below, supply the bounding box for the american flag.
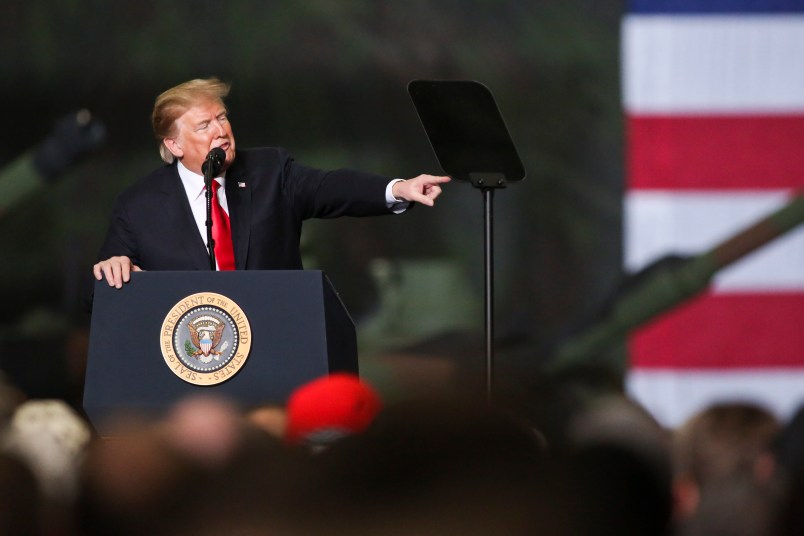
[622,0,804,427]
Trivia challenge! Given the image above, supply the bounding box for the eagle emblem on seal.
[187,315,227,364]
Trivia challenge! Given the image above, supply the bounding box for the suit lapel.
[225,156,251,269]
[159,166,211,270]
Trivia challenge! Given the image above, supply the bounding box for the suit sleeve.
[279,151,393,220]
[96,194,141,265]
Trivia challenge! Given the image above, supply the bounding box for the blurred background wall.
[0,0,624,405]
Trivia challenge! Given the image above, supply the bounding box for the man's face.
[164,99,236,175]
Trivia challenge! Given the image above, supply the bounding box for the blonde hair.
[152,77,231,164]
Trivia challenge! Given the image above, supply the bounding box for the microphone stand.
[203,158,217,271]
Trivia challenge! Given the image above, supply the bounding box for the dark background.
[0,0,624,403]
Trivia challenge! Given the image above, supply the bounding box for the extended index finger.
[422,175,451,184]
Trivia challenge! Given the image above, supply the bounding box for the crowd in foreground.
[0,370,802,536]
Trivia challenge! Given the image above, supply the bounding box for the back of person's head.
[0,371,24,426]
[546,443,673,536]
[773,403,804,477]
[2,399,91,503]
[770,404,804,536]
[568,394,672,476]
[774,463,804,536]
[314,395,547,534]
[551,395,674,536]
[361,395,544,482]
[672,401,780,529]
[674,401,779,489]
[678,473,777,536]
[0,453,40,536]
[152,77,231,164]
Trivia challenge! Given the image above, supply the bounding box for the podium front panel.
[84,270,356,434]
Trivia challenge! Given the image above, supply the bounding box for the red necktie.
[211,181,236,270]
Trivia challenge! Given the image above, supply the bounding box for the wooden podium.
[84,270,357,435]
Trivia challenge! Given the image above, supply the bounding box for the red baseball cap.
[284,373,382,447]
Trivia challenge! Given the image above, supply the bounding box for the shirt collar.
[177,160,226,200]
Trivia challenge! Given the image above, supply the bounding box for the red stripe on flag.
[627,115,804,190]
[630,292,804,368]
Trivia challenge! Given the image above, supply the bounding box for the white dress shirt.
[177,161,229,249]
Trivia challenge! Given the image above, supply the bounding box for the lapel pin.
[238,181,247,188]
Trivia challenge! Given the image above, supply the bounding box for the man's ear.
[163,137,183,159]
[672,475,700,521]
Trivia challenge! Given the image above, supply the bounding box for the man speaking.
[93,78,449,287]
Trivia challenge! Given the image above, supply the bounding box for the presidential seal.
[160,292,252,386]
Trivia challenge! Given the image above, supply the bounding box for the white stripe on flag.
[622,15,804,113]
[626,369,804,428]
[625,190,804,291]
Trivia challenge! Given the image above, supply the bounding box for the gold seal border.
[160,292,252,386]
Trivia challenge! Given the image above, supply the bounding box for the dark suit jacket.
[97,147,395,270]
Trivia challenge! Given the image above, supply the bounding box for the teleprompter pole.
[483,187,495,401]
[471,173,507,402]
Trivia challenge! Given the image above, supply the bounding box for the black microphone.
[201,147,226,177]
